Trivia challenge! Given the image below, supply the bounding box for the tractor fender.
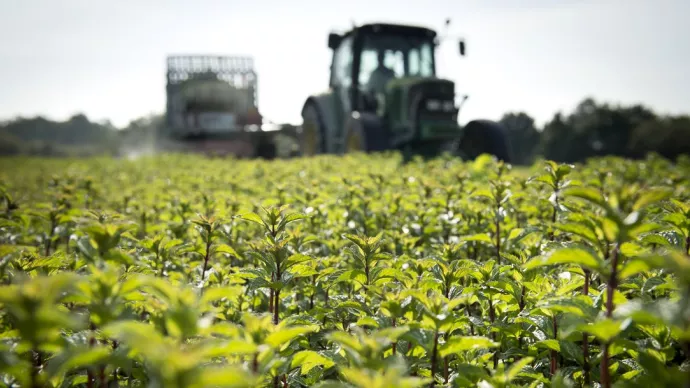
[301,92,338,153]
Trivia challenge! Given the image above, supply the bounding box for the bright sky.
[0,0,688,128]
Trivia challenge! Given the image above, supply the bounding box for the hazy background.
[1,0,688,128]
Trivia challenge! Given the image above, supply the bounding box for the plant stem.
[364,256,370,287]
[392,318,397,355]
[87,322,96,388]
[489,297,498,369]
[269,286,274,316]
[583,269,591,386]
[273,288,280,325]
[31,349,41,388]
[550,314,558,375]
[443,332,450,384]
[495,215,501,266]
[601,244,619,388]
[601,345,611,388]
[605,246,619,317]
[430,331,439,388]
[518,285,526,346]
[45,215,57,256]
[274,255,282,324]
[200,233,212,284]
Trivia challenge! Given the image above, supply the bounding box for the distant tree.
[538,97,666,162]
[0,113,117,156]
[628,115,690,160]
[541,112,579,162]
[0,132,23,155]
[499,112,540,165]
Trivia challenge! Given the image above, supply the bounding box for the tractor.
[298,22,512,162]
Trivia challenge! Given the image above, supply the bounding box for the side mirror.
[459,40,466,56]
[328,33,341,50]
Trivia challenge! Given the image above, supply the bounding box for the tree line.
[500,97,690,164]
[1,97,688,163]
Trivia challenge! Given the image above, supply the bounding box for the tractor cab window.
[408,44,433,77]
[359,49,404,86]
[331,36,353,88]
[358,33,435,95]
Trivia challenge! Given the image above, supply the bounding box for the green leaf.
[239,212,265,226]
[195,365,261,387]
[284,253,314,270]
[213,340,258,356]
[439,336,499,357]
[201,286,243,304]
[336,270,367,285]
[578,318,631,343]
[291,350,335,375]
[562,187,608,210]
[462,233,494,244]
[505,357,534,381]
[554,223,599,247]
[639,251,690,286]
[279,212,307,231]
[103,250,135,265]
[524,247,605,273]
[550,371,575,388]
[559,340,584,365]
[355,317,379,328]
[618,259,650,280]
[215,244,239,257]
[530,173,556,189]
[265,326,318,348]
[534,339,560,352]
[45,345,112,380]
[633,188,673,211]
[328,331,364,352]
[289,264,319,278]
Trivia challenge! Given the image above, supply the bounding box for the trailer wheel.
[256,139,277,160]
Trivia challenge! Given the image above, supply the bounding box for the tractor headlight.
[425,99,456,112]
[426,99,441,111]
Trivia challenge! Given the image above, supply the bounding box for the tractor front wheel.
[458,119,512,163]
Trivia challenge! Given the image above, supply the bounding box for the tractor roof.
[342,22,437,39]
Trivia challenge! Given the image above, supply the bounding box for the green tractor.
[299,22,512,162]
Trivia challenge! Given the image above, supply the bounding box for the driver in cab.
[366,50,396,95]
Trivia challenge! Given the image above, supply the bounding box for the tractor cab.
[327,23,447,115]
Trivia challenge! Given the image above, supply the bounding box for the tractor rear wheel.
[300,104,324,156]
[459,119,512,163]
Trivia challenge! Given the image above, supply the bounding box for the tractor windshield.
[358,32,434,91]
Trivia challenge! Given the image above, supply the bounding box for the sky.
[0,0,688,129]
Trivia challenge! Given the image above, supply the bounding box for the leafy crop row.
[0,153,689,388]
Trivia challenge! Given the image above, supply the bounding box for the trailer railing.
[166,55,257,88]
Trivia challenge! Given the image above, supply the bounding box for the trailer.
[158,55,297,158]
